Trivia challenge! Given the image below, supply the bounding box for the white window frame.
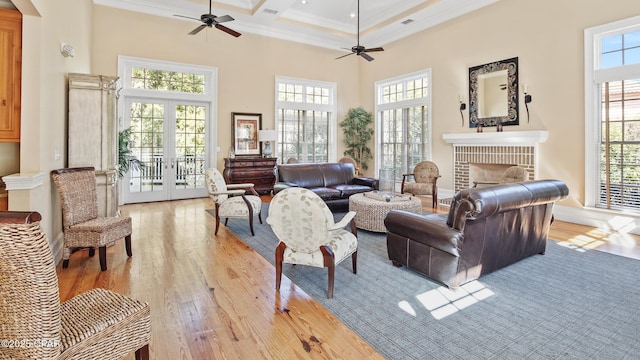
[118,55,218,172]
[274,76,337,163]
[584,15,640,209]
[374,69,433,176]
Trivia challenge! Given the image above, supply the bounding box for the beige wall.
[90,5,361,171]
[9,0,93,259]
[359,0,640,209]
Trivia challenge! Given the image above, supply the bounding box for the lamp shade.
[258,130,277,142]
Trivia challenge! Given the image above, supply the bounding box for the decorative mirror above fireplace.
[469,57,519,128]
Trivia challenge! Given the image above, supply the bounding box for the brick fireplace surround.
[442,131,549,193]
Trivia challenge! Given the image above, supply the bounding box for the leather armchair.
[385,180,569,288]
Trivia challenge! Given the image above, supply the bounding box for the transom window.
[275,77,337,163]
[130,68,205,93]
[375,70,432,180]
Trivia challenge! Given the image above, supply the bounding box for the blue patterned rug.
[212,204,640,359]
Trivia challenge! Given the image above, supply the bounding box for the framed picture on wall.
[232,112,262,156]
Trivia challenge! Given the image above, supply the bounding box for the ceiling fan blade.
[188,24,207,35]
[364,47,384,53]
[214,15,234,24]
[360,52,375,62]
[336,52,355,60]
[215,24,241,37]
[174,14,202,21]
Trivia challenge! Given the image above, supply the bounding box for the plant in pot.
[339,107,374,175]
[117,127,145,179]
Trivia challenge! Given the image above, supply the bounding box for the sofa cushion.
[322,163,355,186]
[278,164,325,189]
[330,184,372,197]
[311,187,342,200]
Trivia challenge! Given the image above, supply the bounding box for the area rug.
[211,204,640,359]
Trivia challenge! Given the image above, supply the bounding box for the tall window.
[375,70,432,179]
[275,77,336,163]
[586,17,640,212]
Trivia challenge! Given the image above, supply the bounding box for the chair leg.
[125,234,133,257]
[275,242,286,291]
[320,246,335,299]
[62,259,70,268]
[99,246,107,271]
[215,213,221,235]
[258,213,263,224]
[88,247,95,257]
[352,251,357,274]
[248,215,255,236]
[135,344,150,360]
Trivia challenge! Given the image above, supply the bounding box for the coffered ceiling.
[94,0,498,50]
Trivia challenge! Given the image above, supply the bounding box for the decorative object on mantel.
[469,57,519,128]
[497,122,503,132]
[232,112,262,157]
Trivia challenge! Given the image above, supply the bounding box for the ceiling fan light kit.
[174,0,241,38]
[336,0,384,62]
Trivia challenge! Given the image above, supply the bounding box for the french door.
[123,97,208,203]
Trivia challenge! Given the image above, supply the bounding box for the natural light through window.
[398,280,494,320]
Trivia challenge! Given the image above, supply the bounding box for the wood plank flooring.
[56,197,640,359]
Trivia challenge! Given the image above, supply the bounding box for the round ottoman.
[348,192,422,232]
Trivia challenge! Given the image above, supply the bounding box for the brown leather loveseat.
[384,180,569,288]
[274,162,378,211]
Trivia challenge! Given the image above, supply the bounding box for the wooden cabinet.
[223,157,277,194]
[68,73,119,217]
[0,9,21,142]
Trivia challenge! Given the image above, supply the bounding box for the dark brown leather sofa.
[274,162,378,211]
[384,180,569,288]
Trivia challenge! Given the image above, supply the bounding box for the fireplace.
[442,131,548,192]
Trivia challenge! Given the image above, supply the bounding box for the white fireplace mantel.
[442,130,549,145]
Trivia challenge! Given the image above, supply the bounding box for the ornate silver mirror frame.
[469,57,519,128]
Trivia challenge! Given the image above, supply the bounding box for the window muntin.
[601,30,640,68]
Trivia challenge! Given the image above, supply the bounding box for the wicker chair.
[205,168,262,236]
[472,165,530,188]
[338,156,359,175]
[401,161,441,209]
[51,167,133,271]
[0,211,150,360]
[267,188,358,299]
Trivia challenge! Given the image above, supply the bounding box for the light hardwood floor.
[56,197,640,359]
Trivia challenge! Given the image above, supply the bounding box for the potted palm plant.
[117,127,144,179]
[339,107,374,175]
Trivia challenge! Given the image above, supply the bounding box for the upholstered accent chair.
[0,211,151,360]
[267,188,358,299]
[205,168,262,236]
[51,167,133,271]
[286,157,299,164]
[401,161,441,208]
[473,165,530,188]
[338,156,359,175]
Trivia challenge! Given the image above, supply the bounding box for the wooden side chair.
[51,167,133,271]
[267,188,358,299]
[401,161,441,208]
[0,211,150,360]
[205,168,262,236]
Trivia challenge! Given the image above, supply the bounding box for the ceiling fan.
[336,0,384,62]
[174,0,241,38]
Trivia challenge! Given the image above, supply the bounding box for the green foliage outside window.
[340,107,374,173]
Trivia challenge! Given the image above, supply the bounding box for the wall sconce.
[60,43,75,58]
[523,84,532,123]
[258,129,277,158]
[459,96,466,127]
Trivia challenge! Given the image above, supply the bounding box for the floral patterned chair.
[401,161,441,209]
[205,168,262,236]
[267,188,358,299]
[473,165,530,188]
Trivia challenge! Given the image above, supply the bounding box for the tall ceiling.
[94,0,498,51]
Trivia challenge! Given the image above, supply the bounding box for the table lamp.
[258,129,277,157]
